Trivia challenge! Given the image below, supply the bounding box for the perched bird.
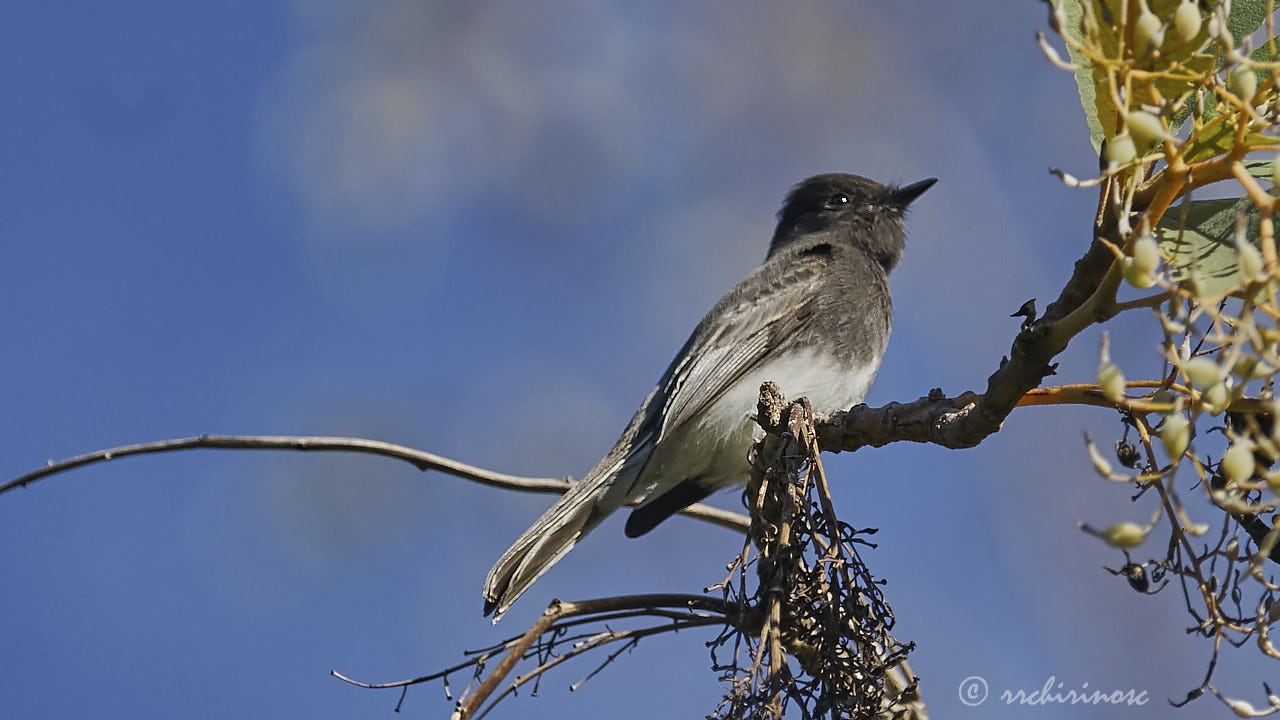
[483,173,935,619]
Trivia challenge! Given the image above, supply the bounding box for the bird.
[482,172,936,619]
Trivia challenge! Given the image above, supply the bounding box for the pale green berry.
[1161,412,1191,460]
[1126,111,1166,147]
[1202,381,1229,415]
[1229,65,1258,102]
[1183,356,1224,387]
[1221,440,1256,485]
[1098,361,1127,404]
[1232,355,1271,380]
[1174,0,1201,42]
[1122,258,1156,288]
[1186,267,1206,302]
[1103,521,1148,548]
[1088,440,1114,477]
[1131,232,1161,274]
[1106,133,1137,168]
[1134,10,1164,54]
[1160,314,1187,335]
[1237,235,1265,283]
[1266,469,1280,494]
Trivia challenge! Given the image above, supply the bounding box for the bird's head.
[768,173,936,271]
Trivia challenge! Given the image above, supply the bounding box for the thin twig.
[1,434,751,533]
[453,594,732,719]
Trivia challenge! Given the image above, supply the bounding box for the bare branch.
[453,594,733,719]
[332,596,727,705]
[1,434,751,534]
[817,390,985,452]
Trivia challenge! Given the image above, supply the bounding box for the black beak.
[891,178,937,208]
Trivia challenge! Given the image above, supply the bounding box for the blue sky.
[0,2,1268,718]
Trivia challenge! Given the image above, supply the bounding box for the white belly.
[637,348,880,497]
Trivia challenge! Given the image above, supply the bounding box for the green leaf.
[1250,35,1280,62]
[1182,113,1280,162]
[1228,0,1269,46]
[1157,195,1262,298]
[1053,0,1113,151]
[1245,156,1276,184]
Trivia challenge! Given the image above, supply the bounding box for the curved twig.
[0,434,751,534]
[453,594,733,720]
[331,596,731,719]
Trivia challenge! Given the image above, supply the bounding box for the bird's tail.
[482,470,619,621]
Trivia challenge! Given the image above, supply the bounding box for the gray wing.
[613,248,829,534]
[644,246,828,449]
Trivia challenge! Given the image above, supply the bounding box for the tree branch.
[818,195,1145,454]
[0,434,751,533]
[817,381,1276,454]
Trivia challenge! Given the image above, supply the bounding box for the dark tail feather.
[482,474,613,620]
[624,477,714,538]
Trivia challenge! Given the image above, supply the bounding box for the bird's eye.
[825,193,850,210]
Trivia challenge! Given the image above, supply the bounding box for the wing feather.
[651,256,825,443]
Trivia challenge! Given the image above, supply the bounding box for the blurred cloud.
[257,1,641,235]
[256,1,926,238]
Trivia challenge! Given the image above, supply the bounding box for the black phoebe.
[483,173,935,619]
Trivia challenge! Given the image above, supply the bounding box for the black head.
[768,173,936,271]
